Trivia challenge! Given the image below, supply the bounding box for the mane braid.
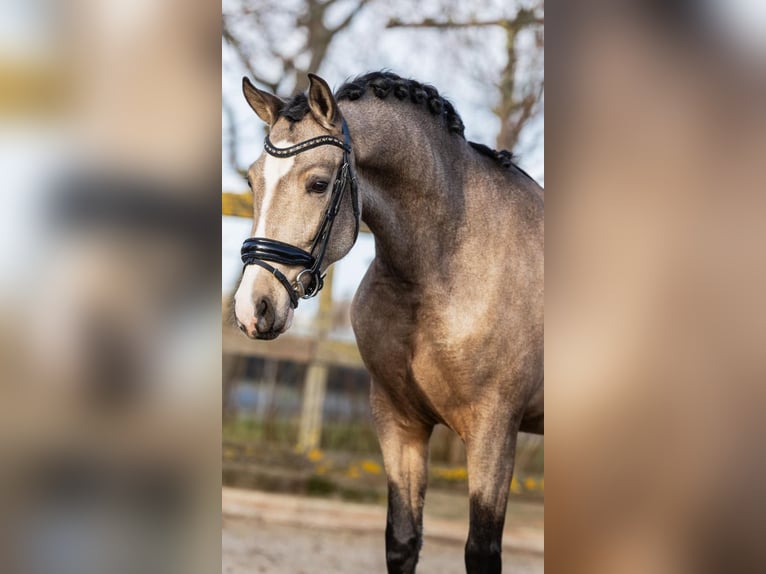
[277,71,519,171]
[335,72,466,137]
[336,72,518,171]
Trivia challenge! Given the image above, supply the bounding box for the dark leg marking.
[385,483,423,574]
[465,496,506,574]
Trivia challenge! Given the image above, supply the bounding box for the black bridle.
[240,119,359,308]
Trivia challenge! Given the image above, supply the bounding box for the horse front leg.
[463,416,519,574]
[370,384,433,574]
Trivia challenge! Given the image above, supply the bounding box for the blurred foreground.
[0,0,221,572]
[547,2,766,573]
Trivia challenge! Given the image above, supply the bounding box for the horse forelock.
[279,93,311,125]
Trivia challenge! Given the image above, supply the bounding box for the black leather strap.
[241,238,315,268]
[264,135,349,158]
[244,259,300,309]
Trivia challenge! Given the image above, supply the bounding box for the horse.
[233,71,544,573]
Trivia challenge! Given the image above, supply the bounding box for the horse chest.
[352,285,475,423]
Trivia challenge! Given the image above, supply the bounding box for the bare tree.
[387,4,544,152]
[223,0,370,92]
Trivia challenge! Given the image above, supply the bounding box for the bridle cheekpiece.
[240,119,359,308]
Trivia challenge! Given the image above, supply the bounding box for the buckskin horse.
[233,71,544,573]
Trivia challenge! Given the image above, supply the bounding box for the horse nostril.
[255,297,274,332]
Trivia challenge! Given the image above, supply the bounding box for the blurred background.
[0,0,220,573]
[221,0,545,571]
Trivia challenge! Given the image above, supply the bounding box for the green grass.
[224,416,543,474]
[224,417,380,454]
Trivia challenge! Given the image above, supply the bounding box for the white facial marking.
[255,140,295,237]
[234,140,295,333]
[234,264,263,332]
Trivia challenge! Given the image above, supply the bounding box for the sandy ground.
[222,488,543,573]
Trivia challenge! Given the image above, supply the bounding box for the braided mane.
[335,72,466,136]
[279,71,517,170]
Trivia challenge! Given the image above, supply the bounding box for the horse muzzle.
[234,267,295,339]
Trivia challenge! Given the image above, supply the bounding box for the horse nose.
[254,296,275,334]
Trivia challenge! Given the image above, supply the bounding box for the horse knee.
[465,536,502,573]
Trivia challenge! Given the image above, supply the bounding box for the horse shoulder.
[351,260,416,369]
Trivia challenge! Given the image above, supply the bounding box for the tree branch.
[389,8,544,151]
[331,0,371,34]
[222,17,280,92]
[388,18,506,29]
[387,15,543,31]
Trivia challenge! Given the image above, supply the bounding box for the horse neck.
[340,100,465,283]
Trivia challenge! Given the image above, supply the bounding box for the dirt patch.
[222,488,543,573]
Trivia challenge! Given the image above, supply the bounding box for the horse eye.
[309,180,329,193]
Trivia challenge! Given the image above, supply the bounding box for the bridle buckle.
[293,268,325,300]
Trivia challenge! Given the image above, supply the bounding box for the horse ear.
[242,77,284,125]
[307,73,340,130]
